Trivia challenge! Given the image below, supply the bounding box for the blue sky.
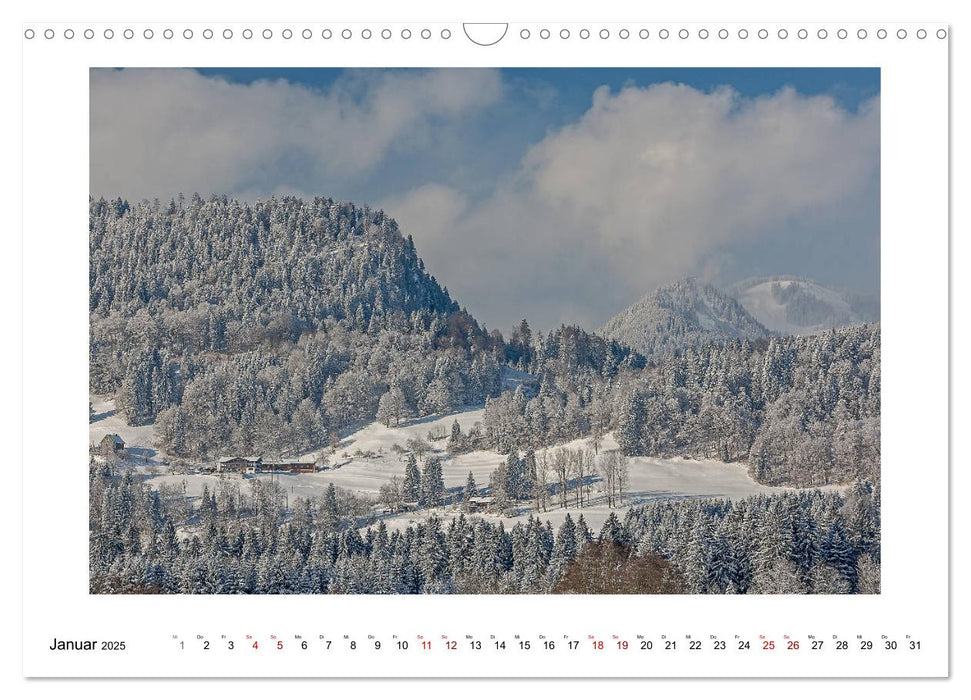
[198,66,879,109]
[91,67,880,330]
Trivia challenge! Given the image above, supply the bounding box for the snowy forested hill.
[90,195,458,332]
[729,276,879,336]
[89,195,505,456]
[598,278,771,358]
[89,195,880,488]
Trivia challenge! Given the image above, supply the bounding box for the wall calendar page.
[14,0,958,694]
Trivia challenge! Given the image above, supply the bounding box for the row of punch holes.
[23,24,948,42]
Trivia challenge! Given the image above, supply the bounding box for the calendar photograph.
[87,66,882,597]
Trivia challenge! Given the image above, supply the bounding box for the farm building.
[263,459,317,474]
[217,456,263,473]
[466,496,494,513]
[99,434,125,458]
[216,456,317,474]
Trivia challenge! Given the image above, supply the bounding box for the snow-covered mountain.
[598,278,770,358]
[728,276,879,336]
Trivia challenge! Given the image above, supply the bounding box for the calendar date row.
[174,635,921,653]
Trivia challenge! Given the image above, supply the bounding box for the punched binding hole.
[462,23,508,46]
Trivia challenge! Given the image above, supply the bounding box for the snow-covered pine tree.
[420,457,445,508]
[402,454,421,504]
[489,461,511,515]
[462,472,478,511]
[616,390,646,455]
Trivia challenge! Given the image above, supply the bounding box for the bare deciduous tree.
[597,450,630,508]
[405,437,432,462]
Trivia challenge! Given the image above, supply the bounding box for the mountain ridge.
[598,277,771,358]
[728,275,879,336]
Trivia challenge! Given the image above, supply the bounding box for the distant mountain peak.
[728,275,879,336]
[598,277,770,358]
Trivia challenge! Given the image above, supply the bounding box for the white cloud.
[381,184,468,250]
[90,68,503,200]
[384,83,879,330]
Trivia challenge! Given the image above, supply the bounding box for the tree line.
[90,461,877,595]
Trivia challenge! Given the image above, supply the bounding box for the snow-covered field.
[90,396,163,466]
[91,395,823,533]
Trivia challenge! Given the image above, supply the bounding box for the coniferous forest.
[89,462,878,594]
[89,194,881,595]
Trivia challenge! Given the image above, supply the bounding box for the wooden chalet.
[217,456,263,473]
[99,434,125,458]
[466,496,494,513]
